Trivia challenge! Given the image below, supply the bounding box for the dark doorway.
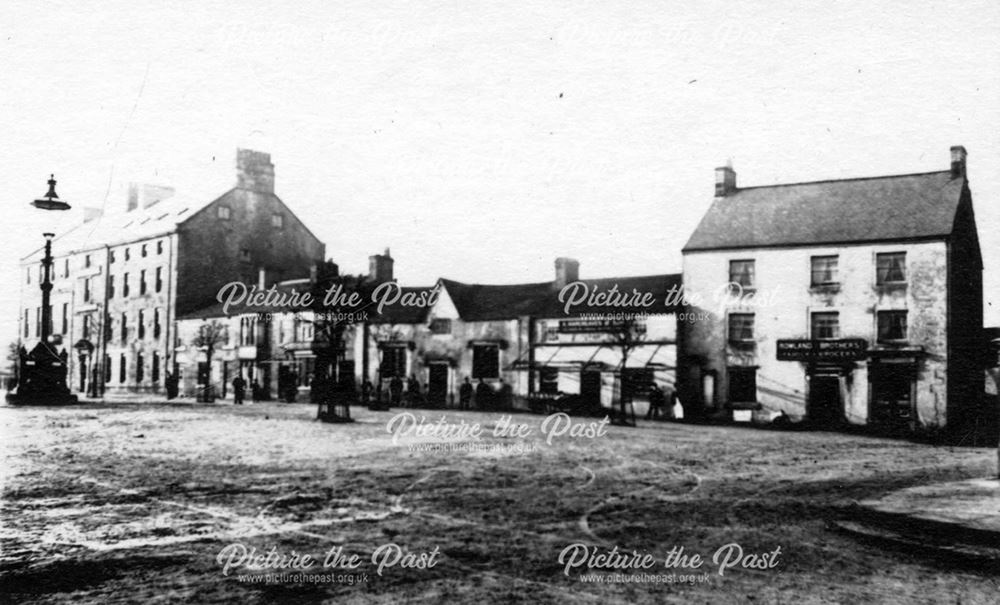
[870,361,915,432]
[808,374,842,427]
[428,363,449,408]
[580,370,602,411]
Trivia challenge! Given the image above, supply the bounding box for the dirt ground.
[1,401,997,604]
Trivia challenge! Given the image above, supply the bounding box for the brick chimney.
[369,248,394,283]
[554,257,580,289]
[236,149,275,193]
[715,160,737,197]
[950,145,967,180]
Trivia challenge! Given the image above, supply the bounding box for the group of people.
[458,376,513,410]
[230,375,264,405]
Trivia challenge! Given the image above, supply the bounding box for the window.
[23,310,29,338]
[138,310,145,339]
[539,367,559,394]
[727,313,755,343]
[140,270,147,295]
[728,367,758,402]
[152,352,160,383]
[877,310,908,343]
[82,315,91,340]
[104,355,112,383]
[141,244,147,257]
[109,251,115,264]
[729,260,755,288]
[271,213,284,228]
[61,303,68,334]
[105,318,113,341]
[119,354,126,383]
[472,344,500,379]
[811,312,840,339]
[429,318,452,334]
[240,316,257,346]
[240,248,251,261]
[26,267,31,284]
[380,345,407,378]
[876,252,906,285]
[157,240,163,255]
[125,248,131,261]
[218,206,231,220]
[155,267,163,292]
[136,353,144,382]
[123,273,130,297]
[811,255,839,286]
[85,254,92,268]
[153,308,161,339]
[83,278,91,303]
[35,308,40,337]
[121,313,128,342]
[109,276,115,299]
[63,258,69,278]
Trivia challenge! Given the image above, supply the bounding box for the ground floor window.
[869,361,915,428]
[472,344,500,379]
[728,367,757,402]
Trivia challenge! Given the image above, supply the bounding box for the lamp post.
[6,175,78,405]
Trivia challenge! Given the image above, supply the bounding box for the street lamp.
[6,175,79,405]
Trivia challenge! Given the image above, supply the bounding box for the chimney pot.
[950,145,967,180]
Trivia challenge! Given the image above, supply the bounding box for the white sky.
[2,0,998,340]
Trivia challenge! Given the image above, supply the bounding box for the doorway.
[808,373,843,427]
[427,363,449,408]
[580,370,602,411]
[869,361,915,432]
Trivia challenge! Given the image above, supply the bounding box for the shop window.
[876,252,906,285]
[811,312,840,339]
[877,310,908,343]
[810,255,839,286]
[728,367,757,402]
[472,344,500,379]
[727,313,755,343]
[729,259,755,288]
[429,318,452,334]
[380,345,407,378]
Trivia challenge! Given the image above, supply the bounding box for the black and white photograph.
[2,1,999,603]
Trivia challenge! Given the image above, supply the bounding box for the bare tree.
[192,320,229,402]
[605,317,647,426]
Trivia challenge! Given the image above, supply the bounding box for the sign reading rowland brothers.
[775,339,868,362]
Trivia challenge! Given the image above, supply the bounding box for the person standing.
[459,377,473,410]
[406,374,421,407]
[497,378,513,411]
[645,382,665,420]
[389,375,403,407]
[232,374,247,405]
[475,378,493,410]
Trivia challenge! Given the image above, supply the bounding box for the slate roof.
[683,171,965,252]
[439,273,683,321]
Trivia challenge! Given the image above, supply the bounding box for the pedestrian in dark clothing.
[645,383,665,420]
[251,380,261,403]
[459,377,473,410]
[406,375,421,407]
[232,375,247,405]
[389,376,404,407]
[475,378,493,410]
[361,379,374,406]
[497,378,513,411]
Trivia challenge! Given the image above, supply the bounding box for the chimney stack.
[369,248,395,284]
[126,183,175,212]
[715,160,737,197]
[950,145,967,180]
[554,257,580,289]
[236,149,275,193]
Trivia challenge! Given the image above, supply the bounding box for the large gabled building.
[679,146,983,436]
[16,149,325,398]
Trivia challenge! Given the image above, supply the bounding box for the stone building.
[16,149,325,398]
[678,146,983,436]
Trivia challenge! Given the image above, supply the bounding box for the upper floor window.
[63,258,69,278]
[109,250,115,264]
[155,267,163,292]
[811,255,839,286]
[123,273,130,297]
[85,254,92,268]
[125,248,131,261]
[727,313,755,343]
[811,312,840,340]
[218,206,231,220]
[109,276,115,299]
[429,318,452,335]
[140,270,147,295]
[271,213,284,228]
[876,252,906,285]
[729,260,755,289]
[83,277,92,303]
[26,267,30,284]
[141,244,148,257]
[156,240,164,255]
[877,310,908,343]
